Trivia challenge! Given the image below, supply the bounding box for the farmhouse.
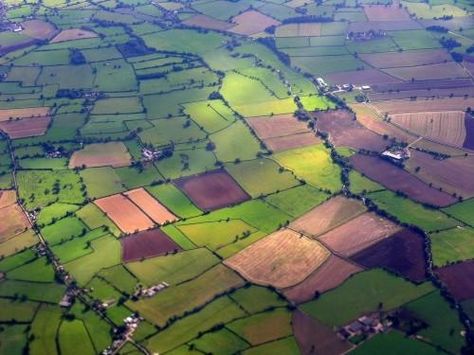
[381,147,410,162]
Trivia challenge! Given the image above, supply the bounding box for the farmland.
[1,0,473,353]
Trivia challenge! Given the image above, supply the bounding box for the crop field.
[315,109,389,152]
[283,255,363,304]
[225,228,330,288]
[390,111,467,148]
[351,154,457,207]
[95,194,155,234]
[174,169,250,211]
[406,151,474,199]
[351,229,427,282]
[246,114,321,152]
[122,229,181,262]
[124,188,177,224]
[318,212,401,257]
[374,98,474,115]
[1,0,473,353]
[435,261,474,301]
[290,195,366,238]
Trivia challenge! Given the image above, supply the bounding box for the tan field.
[230,10,280,35]
[0,204,30,243]
[225,228,330,288]
[290,195,366,238]
[0,107,50,122]
[318,212,401,257]
[0,190,17,209]
[69,142,131,169]
[21,19,57,40]
[50,28,98,43]
[124,188,178,225]
[95,194,155,234]
[390,111,466,148]
[373,97,474,115]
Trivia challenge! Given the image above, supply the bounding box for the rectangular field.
[95,194,155,234]
[124,188,177,225]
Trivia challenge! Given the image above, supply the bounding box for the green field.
[226,159,300,198]
[301,269,434,326]
[274,144,342,192]
[369,190,458,232]
[404,291,465,354]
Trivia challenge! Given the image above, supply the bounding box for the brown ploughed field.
[0,107,50,122]
[225,228,330,288]
[174,169,250,211]
[283,255,363,303]
[0,116,51,139]
[122,229,181,262]
[246,114,320,152]
[182,15,234,31]
[124,188,177,224]
[351,229,427,282]
[315,109,389,152]
[318,212,401,257]
[389,111,467,148]
[406,150,474,199]
[350,154,458,207]
[290,195,366,238]
[95,194,155,234]
[435,260,474,301]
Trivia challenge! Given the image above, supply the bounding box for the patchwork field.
[2,0,473,353]
[225,228,330,288]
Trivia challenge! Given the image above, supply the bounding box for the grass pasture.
[301,269,434,326]
[274,144,341,192]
